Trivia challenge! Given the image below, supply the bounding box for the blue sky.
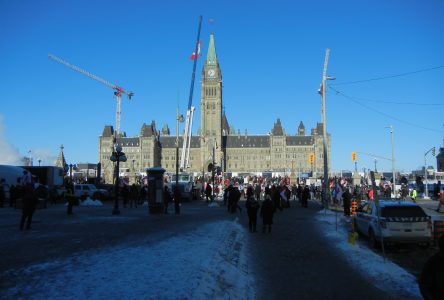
[1,0,443,173]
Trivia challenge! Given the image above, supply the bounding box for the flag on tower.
[190,40,202,60]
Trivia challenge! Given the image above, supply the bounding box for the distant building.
[98,34,331,183]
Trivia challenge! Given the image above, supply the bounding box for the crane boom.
[180,16,203,170]
[49,54,134,135]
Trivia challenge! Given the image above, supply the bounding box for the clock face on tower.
[207,69,215,78]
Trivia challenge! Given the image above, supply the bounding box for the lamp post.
[69,164,73,182]
[319,48,335,208]
[212,137,216,202]
[110,145,127,215]
[374,158,378,173]
[132,159,135,184]
[385,125,396,198]
[38,159,41,167]
[175,107,184,214]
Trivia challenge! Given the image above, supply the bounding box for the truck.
[168,172,195,201]
[22,166,64,187]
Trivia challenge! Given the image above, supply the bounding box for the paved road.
[239,200,396,300]
[0,199,410,299]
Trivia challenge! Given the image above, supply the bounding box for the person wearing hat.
[419,234,444,299]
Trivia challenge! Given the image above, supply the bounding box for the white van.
[73,184,109,199]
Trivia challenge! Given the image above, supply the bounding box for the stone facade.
[98,33,331,183]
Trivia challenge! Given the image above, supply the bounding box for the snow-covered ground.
[2,207,424,299]
[315,209,422,300]
[3,220,255,300]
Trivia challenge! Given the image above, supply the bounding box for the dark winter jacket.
[260,196,275,225]
[419,245,444,300]
[22,189,38,211]
[245,196,259,218]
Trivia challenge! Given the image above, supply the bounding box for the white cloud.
[0,114,22,165]
[0,115,57,166]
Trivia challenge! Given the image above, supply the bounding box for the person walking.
[271,185,282,212]
[163,186,172,214]
[65,185,75,215]
[302,184,310,208]
[436,187,444,212]
[254,183,262,201]
[342,186,352,216]
[411,187,417,202]
[418,235,444,300]
[129,184,139,208]
[260,187,275,233]
[205,183,213,203]
[245,186,259,232]
[19,185,38,230]
[291,184,298,201]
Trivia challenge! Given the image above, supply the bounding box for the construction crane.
[48,54,134,136]
[180,15,202,171]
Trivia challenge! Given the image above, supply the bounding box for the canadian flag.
[190,40,202,60]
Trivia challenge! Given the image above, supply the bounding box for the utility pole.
[175,106,184,214]
[319,48,335,208]
[386,125,396,197]
[424,147,435,199]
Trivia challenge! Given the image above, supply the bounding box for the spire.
[272,118,284,136]
[55,144,68,171]
[298,121,305,136]
[206,33,217,66]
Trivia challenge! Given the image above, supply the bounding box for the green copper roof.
[206,33,217,65]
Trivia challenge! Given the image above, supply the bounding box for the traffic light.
[432,147,436,156]
[351,151,357,162]
[309,153,315,163]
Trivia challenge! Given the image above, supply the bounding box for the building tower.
[200,33,223,170]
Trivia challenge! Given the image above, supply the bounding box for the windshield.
[172,174,190,182]
[381,206,427,218]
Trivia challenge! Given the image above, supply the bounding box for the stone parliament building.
[99,34,331,184]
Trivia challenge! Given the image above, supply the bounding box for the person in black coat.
[260,187,275,233]
[20,186,38,230]
[342,187,352,216]
[419,235,444,300]
[245,186,259,232]
[205,183,213,203]
[301,185,310,208]
[163,186,172,214]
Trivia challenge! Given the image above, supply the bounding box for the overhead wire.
[328,86,444,134]
[327,94,444,106]
[331,65,444,86]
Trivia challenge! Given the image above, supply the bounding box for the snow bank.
[80,198,103,206]
[3,221,255,300]
[315,209,422,300]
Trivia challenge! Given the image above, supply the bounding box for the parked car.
[355,199,432,248]
[73,184,109,199]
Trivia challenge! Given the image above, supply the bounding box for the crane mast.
[180,16,203,171]
[48,54,133,136]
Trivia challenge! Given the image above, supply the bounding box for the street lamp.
[319,48,335,208]
[110,144,127,215]
[69,164,73,181]
[374,158,378,173]
[38,159,41,166]
[175,107,184,214]
[385,125,396,197]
